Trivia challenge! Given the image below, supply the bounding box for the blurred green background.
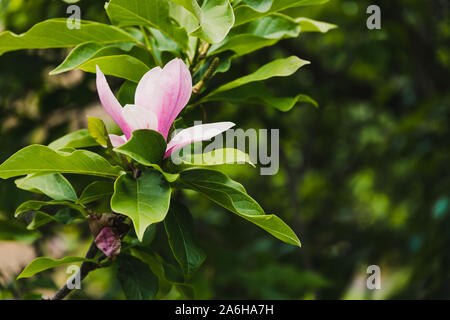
[0,0,449,299]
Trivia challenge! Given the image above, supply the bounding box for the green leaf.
[0,18,137,55]
[0,145,123,179]
[78,181,114,205]
[117,80,138,106]
[0,218,40,243]
[50,42,107,75]
[200,82,318,111]
[114,129,166,166]
[17,256,93,279]
[209,15,336,57]
[88,117,113,148]
[233,0,330,26]
[106,0,189,51]
[296,17,337,33]
[131,248,194,299]
[50,41,155,77]
[114,129,179,182]
[199,56,309,104]
[164,202,206,279]
[117,254,158,300]
[178,168,301,246]
[49,42,130,75]
[172,0,234,44]
[147,27,183,65]
[171,148,254,168]
[78,54,150,82]
[27,208,83,230]
[111,170,172,241]
[48,129,98,150]
[26,211,54,230]
[15,173,78,201]
[15,200,86,218]
[209,13,300,56]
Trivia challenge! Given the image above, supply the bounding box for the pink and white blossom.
[96,58,234,158]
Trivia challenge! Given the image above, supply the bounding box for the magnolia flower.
[96,58,234,158]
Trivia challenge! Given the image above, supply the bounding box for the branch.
[50,241,106,300]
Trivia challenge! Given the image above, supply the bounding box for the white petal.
[121,104,159,132]
[165,122,235,158]
[109,134,127,148]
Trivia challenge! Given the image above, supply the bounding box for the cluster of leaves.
[0,0,335,299]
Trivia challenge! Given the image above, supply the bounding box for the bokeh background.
[0,0,449,299]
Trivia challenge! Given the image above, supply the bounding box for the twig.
[50,241,106,300]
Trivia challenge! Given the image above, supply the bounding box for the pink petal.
[109,134,127,148]
[156,59,192,139]
[121,104,159,132]
[95,227,121,259]
[135,66,163,113]
[164,122,235,158]
[96,66,132,139]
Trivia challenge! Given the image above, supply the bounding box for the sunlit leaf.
[170,148,254,168]
[17,256,94,279]
[15,173,78,201]
[48,129,98,150]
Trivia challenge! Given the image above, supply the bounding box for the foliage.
[2,0,445,300]
[0,0,334,299]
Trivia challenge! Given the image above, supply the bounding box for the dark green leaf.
[178,168,301,246]
[164,202,206,279]
[131,248,194,299]
[0,218,40,243]
[117,254,158,300]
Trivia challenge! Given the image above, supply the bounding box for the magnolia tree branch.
[50,241,106,300]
